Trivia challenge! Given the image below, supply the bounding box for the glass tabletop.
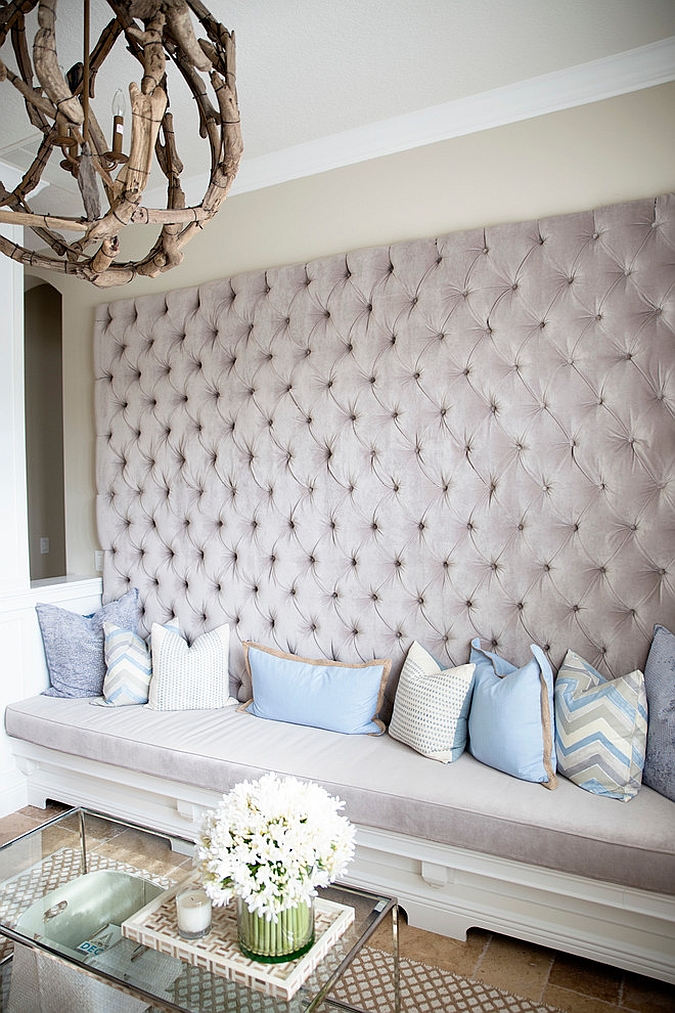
[0,807,399,1013]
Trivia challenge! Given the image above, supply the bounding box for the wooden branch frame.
[0,0,242,286]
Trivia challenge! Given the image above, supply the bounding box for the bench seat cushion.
[5,695,675,896]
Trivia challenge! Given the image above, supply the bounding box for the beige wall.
[30,83,675,577]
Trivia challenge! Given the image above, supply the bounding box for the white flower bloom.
[194,773,355,920]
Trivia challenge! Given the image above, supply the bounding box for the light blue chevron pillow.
[554,650,648,801]
[97,622,152,706]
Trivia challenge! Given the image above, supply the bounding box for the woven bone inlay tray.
[121,880,355,1001]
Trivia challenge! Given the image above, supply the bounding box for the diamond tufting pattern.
[94,194,675,705]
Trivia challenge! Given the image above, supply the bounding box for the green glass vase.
[236,897,315,963]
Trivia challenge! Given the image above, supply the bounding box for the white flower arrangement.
[194,772,356,922]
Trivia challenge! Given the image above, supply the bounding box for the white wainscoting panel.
[0,578,102,817]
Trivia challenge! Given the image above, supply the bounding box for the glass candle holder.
[175,886,212,940]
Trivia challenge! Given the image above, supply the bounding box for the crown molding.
[226,36,675,197]
[147,35,675,206]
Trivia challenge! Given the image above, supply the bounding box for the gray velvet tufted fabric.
[95,194,675,706]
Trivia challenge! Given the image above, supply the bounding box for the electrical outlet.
[40,537,50,554]
[95,550,104,572]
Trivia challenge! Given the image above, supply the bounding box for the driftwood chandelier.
[0,0,242,286]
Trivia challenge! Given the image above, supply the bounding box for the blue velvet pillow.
[242,642,390,735]
[38,589,140,698]
[468,638,557,788]
[642,624,675,802]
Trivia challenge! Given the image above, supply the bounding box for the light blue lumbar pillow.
[555,649,648,801]
[388,641,475,762]
[468,638,557,788]
[242,642,390,735]
[38,588,140,698]
[642,625,675,802]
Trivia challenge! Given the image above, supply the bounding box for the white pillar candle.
[176,887,212,939]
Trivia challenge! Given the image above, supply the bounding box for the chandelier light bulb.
[111,88,126,119]
[109,87,127,161]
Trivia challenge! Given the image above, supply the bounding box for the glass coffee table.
[0,807,399,1012]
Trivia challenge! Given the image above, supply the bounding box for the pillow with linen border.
[642,624,675,802]
[37,588,140,698]
[147,623,236,711]
[94,622,153,707]
[241,642,390,735]
[468,638,557,788]
[555,649,648,801]
[388,641,475,762]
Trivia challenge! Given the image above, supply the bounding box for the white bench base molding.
[11,739,675,986]
[350,828,675,986]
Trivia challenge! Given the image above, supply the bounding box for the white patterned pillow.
[388,641,475,762]
[97,622,152,706]
[554,650,648,801]
[148,623,235,710]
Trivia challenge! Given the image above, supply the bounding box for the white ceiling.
[1,0,674,218]
[226,0,675,156]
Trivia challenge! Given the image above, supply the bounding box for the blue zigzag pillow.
[98,622,152,706]
[554,650,648,802]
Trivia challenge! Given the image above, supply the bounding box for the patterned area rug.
[332,947,565,1013]
[0,850,565,1013]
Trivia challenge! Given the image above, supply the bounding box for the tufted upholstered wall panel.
[95,194,675,707]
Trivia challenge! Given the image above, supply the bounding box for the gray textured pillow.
[38,589,140,698]
[642,624,675,802]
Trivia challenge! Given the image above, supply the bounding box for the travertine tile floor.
[1,803,673,1013]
